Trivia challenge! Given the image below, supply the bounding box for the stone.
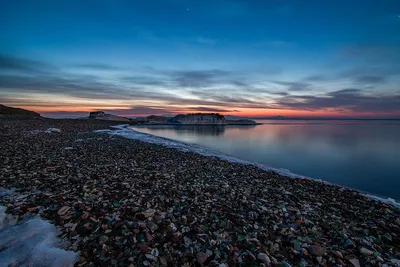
[196,252,208,265]
[57,206,70,215]
[99,236,109,244]
[309,244,326,256]
[360,247,373,256]
[332,250,343,259]
[142,209,155,218]
[1,118,400,267]
[257,253,271,264]
[349,258,361,267]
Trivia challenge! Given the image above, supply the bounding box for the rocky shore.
[1,118,399,267]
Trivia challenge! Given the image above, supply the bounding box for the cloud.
[327,88,361,96]
[270,91,290,96]
[231,81,248,87]
[120,76,169,86]
[0,53,55,73]
[337,66,399,85]
[355,76,386,84]
[71,63,123,71]
[40,106,236,118]
[276,89,400,113]
[171,69,231,87]
[110,106,173,116]
[303,75,330,82]
[40,106,174,118]
[2,53,399,116]
[0,57,267,110]
[186,106,235,112]
[0,73,130,99]
[273,81,312,91]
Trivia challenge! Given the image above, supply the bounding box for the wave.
[95,125,400,209]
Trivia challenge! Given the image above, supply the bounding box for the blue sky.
[0,0,399,117]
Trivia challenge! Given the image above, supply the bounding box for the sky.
[0,0,399,118]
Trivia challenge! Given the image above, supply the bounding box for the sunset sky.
[1,0,399,118]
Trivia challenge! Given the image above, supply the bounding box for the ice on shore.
[45,128,61,133]
[96,125,400,209]
[27,128,62,134]
[0,190,78,266]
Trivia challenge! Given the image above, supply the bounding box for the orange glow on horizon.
[14,104,399,118]
[18,106,133,113]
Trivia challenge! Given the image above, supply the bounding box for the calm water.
[131,120,400,200]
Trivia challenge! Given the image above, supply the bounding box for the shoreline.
[127,122,263,126]
[1,118,399,266]
[121,125,400,207]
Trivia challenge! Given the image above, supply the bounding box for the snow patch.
[0,190,78,266]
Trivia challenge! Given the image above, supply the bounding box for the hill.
[0,104,41,117]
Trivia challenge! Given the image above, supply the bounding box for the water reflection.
[131,120,400,200]
[133,124,256,136]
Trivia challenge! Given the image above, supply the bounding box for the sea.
[130,119,400,201]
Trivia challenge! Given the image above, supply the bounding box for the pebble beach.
[1,118,399,267]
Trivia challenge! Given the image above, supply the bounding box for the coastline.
[128,122,263,126]
[125,124,400,208]
[1,118,399,266]
[113,125,400,208]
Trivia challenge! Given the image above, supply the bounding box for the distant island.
[89,111,258,125]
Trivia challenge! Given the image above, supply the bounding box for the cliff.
[0,104,41,117]
[167,113,256,125]
[88,111,130,122]
[168,113,225,124]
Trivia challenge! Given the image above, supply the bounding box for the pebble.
[309,244,326,256]
[196,252,208,265]
[0,118,399,267]
[142,209,155,218]
[257,253,271,264]
[349,258,361,267]
[332,250,343,259]
[360,247,373,256]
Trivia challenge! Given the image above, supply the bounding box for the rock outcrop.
[167,113,256,125]
[88,111,130,122]
[0,104,41,117]
[168,113,226,124]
